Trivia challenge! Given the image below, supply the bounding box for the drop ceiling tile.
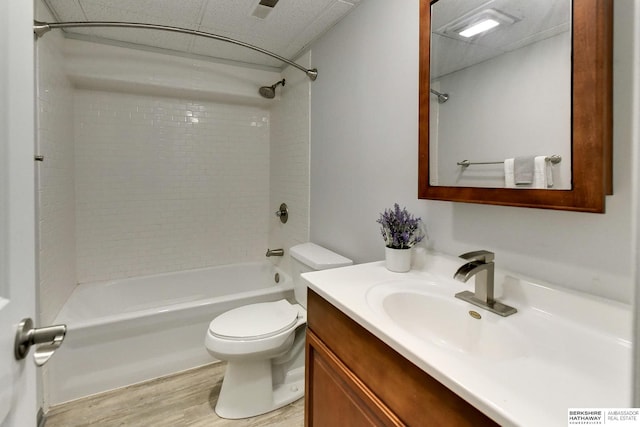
[196,0,258,35]
[280,0,354,59]
[198,0,334,47]
[431,0,569,76]
[66,27,195,54]
[79,0,206,26]
[70,2,200,53]
[194,0,354,66]
[431,33,499,78]
[42,0,87,21]
[189,34,283,68]
[41,0,364,68]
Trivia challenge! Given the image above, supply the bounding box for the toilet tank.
[290,243,352,308]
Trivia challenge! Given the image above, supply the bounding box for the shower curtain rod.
[33,20,318,81]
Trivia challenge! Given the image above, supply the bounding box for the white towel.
[533,156,553,188]
[514,156,535,185]
[504,158,516,188]
[546,158,554,187]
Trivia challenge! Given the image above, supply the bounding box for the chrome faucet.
[453,250,517,317]
[266,248,284,257]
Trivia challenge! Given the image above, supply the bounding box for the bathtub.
[46,261,293,405]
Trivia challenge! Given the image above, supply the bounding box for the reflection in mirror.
[429,0,571,189]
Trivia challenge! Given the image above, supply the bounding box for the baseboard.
[37,407,46,427]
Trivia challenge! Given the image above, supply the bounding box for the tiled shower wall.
[269,52,312,272]
[36,4,77,325]
[37,30,309,293]
[74,91,271,283]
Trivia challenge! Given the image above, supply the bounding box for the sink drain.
[469,311,481,320]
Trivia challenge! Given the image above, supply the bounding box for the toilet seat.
[208,300,300,341]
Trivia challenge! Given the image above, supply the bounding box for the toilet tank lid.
[290,243,352,270]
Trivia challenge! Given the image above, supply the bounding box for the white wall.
[269,52,312,273]
[310,0,637,304]
[433,33,571,188]
[35,4,77,326]
[310,0,421,264]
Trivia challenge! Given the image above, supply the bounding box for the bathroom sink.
[366,279,529,361]
[305,256,632,426]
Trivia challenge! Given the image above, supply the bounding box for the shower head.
[259,79,286,99]
[430,88,449,104]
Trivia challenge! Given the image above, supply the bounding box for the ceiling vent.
[252,0,280,19]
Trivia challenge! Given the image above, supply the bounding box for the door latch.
[14,318,66,366]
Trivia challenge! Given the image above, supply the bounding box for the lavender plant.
[377,204,425,249]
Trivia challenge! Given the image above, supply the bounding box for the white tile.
[268,53,311,273]
[74,90,271,282]
[36,2,78,325]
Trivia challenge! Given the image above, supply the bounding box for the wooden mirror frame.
[418,0,613,213]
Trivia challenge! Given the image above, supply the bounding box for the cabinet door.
[305,330,404,427]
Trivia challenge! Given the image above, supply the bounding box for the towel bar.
[457,155,562,168]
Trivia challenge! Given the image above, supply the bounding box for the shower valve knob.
[275,203,288,223]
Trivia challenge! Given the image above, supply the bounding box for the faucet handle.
[458,250,494,263]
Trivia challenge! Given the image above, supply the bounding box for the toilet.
[204,242,352,419]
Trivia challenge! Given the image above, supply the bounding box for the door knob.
[14,318,66,366]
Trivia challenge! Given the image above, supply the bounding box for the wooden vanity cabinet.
[305,289,498,427]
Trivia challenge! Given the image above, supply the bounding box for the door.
[0,0,37,425]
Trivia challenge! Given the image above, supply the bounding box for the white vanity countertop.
[302,251,632,427]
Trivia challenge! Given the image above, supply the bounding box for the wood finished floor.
[45,362,304,427]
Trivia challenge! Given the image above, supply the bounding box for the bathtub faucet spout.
[266,248,284,257]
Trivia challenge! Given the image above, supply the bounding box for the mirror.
[429,0,572,190]
[418,0,612,212]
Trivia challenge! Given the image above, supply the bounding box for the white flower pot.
[385,247,412,272]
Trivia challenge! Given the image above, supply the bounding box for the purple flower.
[376,203,425,249]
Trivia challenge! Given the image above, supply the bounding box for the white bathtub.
[47,261,294,405]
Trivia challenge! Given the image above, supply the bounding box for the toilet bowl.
[204,243,352,419]
[206,300,306,360]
